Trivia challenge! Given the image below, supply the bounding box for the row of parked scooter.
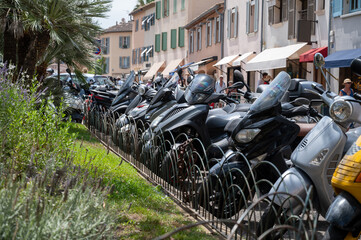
[85,53,361,239]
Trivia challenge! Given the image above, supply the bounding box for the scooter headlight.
[330,100,352,122]
[138,85,146,96]
[151,115,162,128]
[235,128,261,143]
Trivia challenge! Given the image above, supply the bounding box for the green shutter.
[181,0,185,10]
[156,1,161,19]
[155,34,161,52]
[162,32,167,51]
[174,0,177,13]
[178,27,185,47]
[171,29,177,49]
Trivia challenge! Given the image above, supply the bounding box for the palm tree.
[0,0,111,83]
[134,0,155,10]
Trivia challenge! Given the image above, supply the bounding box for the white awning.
[145,46,153,56]
[161,59,184,77]
[232,52,256,66]
[142,16,149,25]
[244,43,310,71]
[143,61,165,80]
[140,48,148,57]
[147,14,154,23]
[213,55,239,67]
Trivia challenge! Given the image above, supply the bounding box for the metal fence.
[84,106,323,239]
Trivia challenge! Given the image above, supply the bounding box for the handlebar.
[312,83,325,94]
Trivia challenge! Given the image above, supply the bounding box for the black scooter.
[196,71,301,219]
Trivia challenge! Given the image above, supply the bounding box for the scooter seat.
[206,111,246,130]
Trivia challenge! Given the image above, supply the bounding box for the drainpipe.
[327,0,332,89]
[216,1,226,76]
[260,0,265,52]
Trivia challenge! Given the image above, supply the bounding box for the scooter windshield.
[163,73,179,89]
[249,71,291,113]
[117,71,135,96]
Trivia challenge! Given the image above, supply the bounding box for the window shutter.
[119,37,123,48]
[155,34,161,52]
[174,0,177,13]
[167,0,170,16]
[269,6,274,25]
[282,0,288,21]
[127,37,130,48]
[199,27,202,50]
[156,1,161,19]
[171,29,177,49]
[127,57,130,68]
[254,0,259,32]
[246,2,250,34]
[333,0,342,17]
[227,9,231,38]
[205,23,208,46]
[181,0,185,10]
[105,57,109,74]
[178,27,185,47]
[119,57,122,69]
[162,0,165,17]
[214,18,217,44]
[209,21,213,45]
[307,0,315,34]
[288,0,295,39]
[162,32,167,51]
[234,6,239,37]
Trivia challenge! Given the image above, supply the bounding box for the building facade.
[130,2,156,76]
[100,20,132,78]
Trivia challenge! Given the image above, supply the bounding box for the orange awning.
[299,47,328,63]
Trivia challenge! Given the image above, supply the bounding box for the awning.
[143,61,165,80]
[325,48,361,68]
[232,52,256,66]
[145,46,153,56]
[140,48,148,57]
[161,59,184,77]
[169,62,195,74]
[245,43,310,71]
[299,47,328,62]
[190,56,218,71]
[213,55,239,67]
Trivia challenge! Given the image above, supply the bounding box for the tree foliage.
[0,0,111,84]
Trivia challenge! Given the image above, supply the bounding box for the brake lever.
[304,88,321,97]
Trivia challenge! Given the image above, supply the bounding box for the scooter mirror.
[351,58,361,76]
[234,70,244,83]
[187,67,194,77]
[314,53,325,69]
[187,76,193,84]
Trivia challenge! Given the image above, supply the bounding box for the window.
[229,7,238,38]
[215,17,221,43]
[146,46,154,58]
[205,21,212,47]
[268,0,288,25]
[132,50,136,64]
[101,37,110,55]
[135,20,139,31]
[104,57,109,74]
[351,0,361,12]
[178,27,185,47]
[163,0,169,17]
[174,0,177,13]
[189,31,194,53]
[196,27,202,51]
[318,0,325,10]
[181,0,185,10]
[141,47,149,62]
[155,34,161,52]
[123,57,130,69]
[156,1,162,19]
[333,0,343,16]
[171,29,177,49]
[246,0,259,34]
[119,36,130,49]
[162,32,167,51]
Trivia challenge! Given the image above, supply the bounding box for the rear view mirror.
[314,53,325,69]
[187,67,194,77]
[233,70,244,83]
[351,58,361,76]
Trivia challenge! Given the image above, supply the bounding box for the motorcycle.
[322,58,361,240]
[258,54,361,239]
[197,71,302,219]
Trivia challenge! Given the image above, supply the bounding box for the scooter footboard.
[268,167,313,215]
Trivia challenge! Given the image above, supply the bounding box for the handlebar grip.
[354,92,361,100]
[226,97,238,103]
[312,83,325,94]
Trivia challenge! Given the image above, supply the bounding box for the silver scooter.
[257,53,361,238]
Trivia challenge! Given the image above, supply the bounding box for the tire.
[196,163,251,219]
[323,225,348,240]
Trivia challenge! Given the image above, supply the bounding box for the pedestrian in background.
[339,78,354,96]
[215,75,226,93]
[258,72,272,86]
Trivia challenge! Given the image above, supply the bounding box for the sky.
[96,0,138,29]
